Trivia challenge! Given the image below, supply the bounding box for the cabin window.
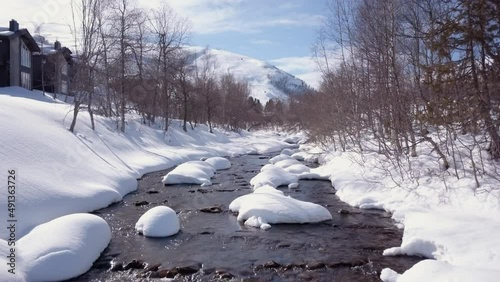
[21,71,31,89]
[21,40,31,67]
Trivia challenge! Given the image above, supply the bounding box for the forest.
[294,0,500,188]
[66,0,500,189]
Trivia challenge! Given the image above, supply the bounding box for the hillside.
[185,46,311,103]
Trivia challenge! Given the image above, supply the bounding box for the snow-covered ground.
[301,137,500,281]
[0,87,295,281]
[186,46,310,103]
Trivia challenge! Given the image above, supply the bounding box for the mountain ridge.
[185,46,311,103]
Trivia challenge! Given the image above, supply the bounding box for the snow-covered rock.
[291,151,319,163]
[254,184,285,195]
[162,161,216,186]
[229,190,332,229]
[250,165,299,189]
[269,154,294,164]
[283,163,311,174]
[135,206,180,237]
[280,148,296,156]
[274,158,302,169]
[282,136,302,144]
[18,214,111,282]
[204,157,231,170]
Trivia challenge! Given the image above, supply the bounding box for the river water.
[71,154,421,281]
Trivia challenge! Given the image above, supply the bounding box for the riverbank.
[0,87,295,281]
[301,141,500,281]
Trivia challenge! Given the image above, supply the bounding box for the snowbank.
[385,260,500,282]
[18,214,111,282]
[229,187,332,229]
[162,161,216,186]
[204,157,231,170]
[0,87,294,280]
[135,206,180,237]
[298,138,500,281]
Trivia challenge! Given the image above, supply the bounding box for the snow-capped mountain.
[185,46,311,103]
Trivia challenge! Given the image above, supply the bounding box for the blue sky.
[165,0,328,87]
[1,0,329,87]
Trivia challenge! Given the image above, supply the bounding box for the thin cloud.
[250,39,274,45]
[164,0,324,35]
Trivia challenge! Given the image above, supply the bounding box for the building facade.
[0,20,40,90]
[33,41,72,95]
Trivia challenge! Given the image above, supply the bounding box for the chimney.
[54,40,61,50]
[9,19,19,32]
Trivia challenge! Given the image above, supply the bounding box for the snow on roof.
[0,28,14,36]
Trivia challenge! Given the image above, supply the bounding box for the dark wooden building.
[33,41,72,95]
[0,20,40,90]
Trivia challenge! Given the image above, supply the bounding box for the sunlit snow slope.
[186,46,310,103]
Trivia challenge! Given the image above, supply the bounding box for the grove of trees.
[295,0,500,188]
[67,0,287,134]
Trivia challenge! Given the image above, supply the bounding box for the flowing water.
[71,154,421,282]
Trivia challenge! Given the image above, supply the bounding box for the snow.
[229,187,332,230]
[18,214,111,282]
[280,148,295,156]
[273,158,302,169]
[298,136,500,281]
[230,151,332,230]
[282,136,302,144]
[250,164,299,189]
[291,151,319,163]
[186,46,310,103]
[269,153,294,164]
[162,161,216,186]
[135,206,180,237]
[204,156,231,170]
[0,87,295,280]
[389,260,500,282]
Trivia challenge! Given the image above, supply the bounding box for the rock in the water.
[200,206,223,213]
[215,269,234,279]
[134,201,149,206]
[149,269,177,278]
[306,261,326,270]
[338,209,350,215]
[123,259,146,270]
[176,262,202,275]
[142,263,161,273]
[109,261,124,272]
[261,260,281,269]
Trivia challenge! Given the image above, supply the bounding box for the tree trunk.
[69,100,81,132]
